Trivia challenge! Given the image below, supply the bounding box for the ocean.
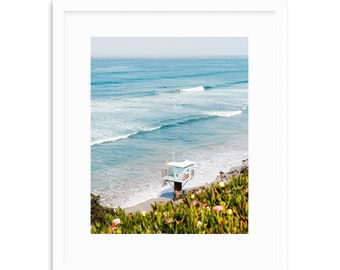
[91,57,248,208]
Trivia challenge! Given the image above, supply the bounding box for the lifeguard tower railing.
[161,167,194,183]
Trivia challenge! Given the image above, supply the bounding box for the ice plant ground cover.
[91,168,248,234]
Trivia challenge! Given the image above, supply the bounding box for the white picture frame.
[53,0,287,269]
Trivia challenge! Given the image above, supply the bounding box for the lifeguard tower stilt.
[161,159,195,200]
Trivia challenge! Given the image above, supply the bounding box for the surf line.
[91,109,243,146]
[91,126,161,146]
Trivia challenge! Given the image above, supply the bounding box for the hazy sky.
[91,37,248,58]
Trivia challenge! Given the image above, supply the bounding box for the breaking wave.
[91,126,161,146]
[180,86,205,93]
[91,109,243,146]
[205,110,242,117]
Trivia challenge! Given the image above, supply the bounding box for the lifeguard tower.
[161,157,195,200]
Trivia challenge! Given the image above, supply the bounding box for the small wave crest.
[180,86,205,93]
[91,126,161,146]
[205,110,242,117]
[226,80,248,86]
[91,133,136,146]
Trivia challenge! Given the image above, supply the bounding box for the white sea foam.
[91,133,137,146]
[91,126,162,146]
[180,86,205,93]
[143,126,162,132]
[205,110,242,117]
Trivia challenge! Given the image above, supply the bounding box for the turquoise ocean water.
[91,57,248,208]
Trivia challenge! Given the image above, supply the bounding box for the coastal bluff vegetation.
[91,165,248,234]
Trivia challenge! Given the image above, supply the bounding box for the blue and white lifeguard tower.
[161,155,195,200]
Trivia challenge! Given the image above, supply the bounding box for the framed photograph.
[53,0,287,269]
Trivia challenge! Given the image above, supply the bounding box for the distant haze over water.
[91,37,248,58]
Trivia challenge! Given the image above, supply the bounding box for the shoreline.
[123,159,248,214]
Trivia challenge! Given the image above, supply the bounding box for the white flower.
[213,205,224,212]
[113,218,121,225]
[218,181,225,187]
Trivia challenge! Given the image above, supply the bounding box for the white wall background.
[0,1,339,269]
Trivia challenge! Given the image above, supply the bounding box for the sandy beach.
[124,159,248,214]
